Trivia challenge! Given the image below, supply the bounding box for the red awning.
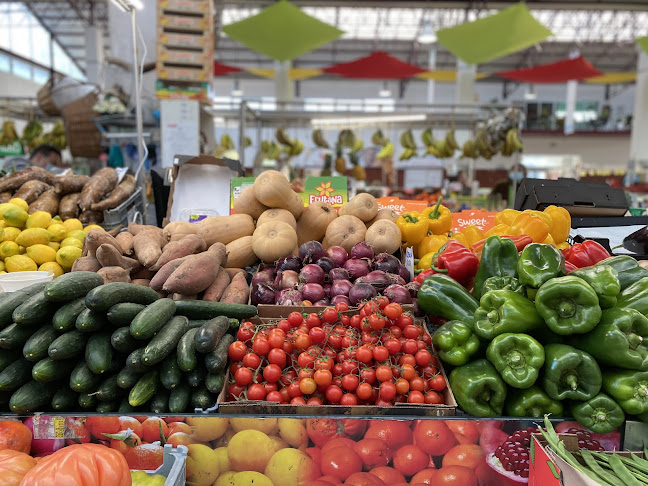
[496,56,602,83]
[214,62,243,76]
[323,51,426,79]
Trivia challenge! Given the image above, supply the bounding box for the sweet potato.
[0,192,11,203]
[163,221,199,242]
[96,244,142,273]
[131,279,151,287]
[58,193,81,220]
[162,253,221,295]
[225,268,246,280]
[128,223,164,237]
[54,174,90,195]
[133,231,166,268]
[115,232,134,256]
[0,167,55,193]
[207,242,227,267]
[149,234,207,271]
[149,256,189,291]
[131,267,155,280]
[79,168,118,210]
[13,180,51,204]
[71,256,101,272]
[79,210,103,225]
[28,190,60,216]
[83,228,124,257]
[156,290,168,299]
[202,267,231,302]
[220,273,250,304]
[107,225,124,237]
[91,174,136,211]
[98,266,130,284]
[172,294,197,301]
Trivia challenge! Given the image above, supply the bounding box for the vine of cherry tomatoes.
[227,297,447,406]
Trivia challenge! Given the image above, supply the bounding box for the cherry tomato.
[375,365,393,382]
[395,378,410,395]
[309,327,326,345]
[300,378,317,395]
[247,383,266,401]
[237,326,254,342]
[424,391,443,404]
[314,369,333,387]
[234,367,253,386]
[341,336,358,348]
[356,382,373,400]
[242,353,260,369]
[280,370,297,387]
[288,312,304,327]
[333,364,343,376]
[277,319,291,333]
[328,333,343,349]
[294,334,312,351]
[422,333,432,346]
[263,382,278,394]
[401,364,416,381]
[299,368,314,380]
[266,391,283,403]
[409,377,425,392]
[384,338,402,355]
[340,393,358,406]
[372,346,389,362]
[375,296,389,309]
[429,374,447,391]
[341,374,359,392]
[360,368,376,384]
[261,364,280,383]
[335,301,350,312]
[361,332,380,345]
[315,358,334,371]
[306,313,321,329]
[228,341,246,361]
[322,307,338,324]
[383,302,402,319]
[403,325,422,339]
[228,383,245,400]
[252,337,270,356]
[229,361,242,375]
[298,352,316,369]
[339,315,350,327]
[396,313,414,329]
[415,349,432,366]
[307,396,324,405]
[287,381,303,398]
[407,391,425,404]
[282,340,294,354]
[389,326,402,338]
[419,365,439,379]
[291,397,307,405]
[341,361,358,375]
[279,386,291,402]
[402,339,419,355]
[350,315,362,329]
[361,301,380,316]
[356,345,373,364]
[267,348,287,368]
[368,314,386,331]
[379,382,397,401]
[268,333,285,349]
[325,385,343,403]
[399,354,417,366]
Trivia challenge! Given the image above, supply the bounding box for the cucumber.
[118,397,139,413]
[130,299,177,340]
[191,386,214,411]
[95,375,123,402]
[175,300,256,320]
[10,381,54,414]
[32,357,75,382]
[0,351,21,373]
[69,361,101,392]
[52,298,86,332]
[177,329,198,372]
[126,348,149,373]
[13,291,58,326]
[51,388,77,411]
[195,316,229,353]
[48,330,88,360]
[186,365,206,388]
[229,318,240,330]
[205,334,234,373]
[78,392,97,410]
[85,331,114,374]
[44,271,104,302]
[0,359,33,391]
[107,303,146,327]
[117,367,141,389]
[23,326,59,362]
[76,309,110,333]
[96,400,120,413]
[161,355,182,390]
[205,372,225,395]
[0,324,35,350]
[85,283,158,313]
[169,384,191,413]
[110,327,139,354]
[188,320,210,329]
[0,282,48,329]
[141,316,188,366]
[150,389,170,414]
[129,371,158,407]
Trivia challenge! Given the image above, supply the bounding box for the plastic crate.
[101,187,145,230]
[136,444,187,486]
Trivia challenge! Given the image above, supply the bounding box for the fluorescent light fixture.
[417,20,437,44]
[231,80,243,97]
[524,84,537,100]
[110,0,143,12]
[311,114,426,126]
[379,81,391,98]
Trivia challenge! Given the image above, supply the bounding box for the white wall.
[0,71,42,98]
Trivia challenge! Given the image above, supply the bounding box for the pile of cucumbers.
[0,272,257,414]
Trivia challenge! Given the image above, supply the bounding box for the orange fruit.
[364,421,413,453]
[369,466,406,484]
[344,472,386,485]
[123,443,164,470]
[436,465,478,486]
[167,422,191,436]
[118,416,143,438]
[353,438,391,470]
[109,431,141,455]
[445,421,480,445]
[392,444,429,477]
[411,468,439,485]
[85,417,121,440]
[167,432,202,448]
[140,417,169,443]
[412,420,456,456]
[0,421,32,454]
[442,444,486,470]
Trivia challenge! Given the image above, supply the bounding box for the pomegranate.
[554,421,621,451]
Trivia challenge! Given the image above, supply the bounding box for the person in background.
[29,145,66,173]
[448,170,471,196]
[491,164,527,206]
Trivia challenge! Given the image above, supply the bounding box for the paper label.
[451,210,498,233]
[375,197,429,215]
[230,177,256,214]
[405,246,415,281]
[32,416,86,440]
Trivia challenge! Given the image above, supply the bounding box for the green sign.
[230,177,256,213]
[301,176,347,208]
[0,141,25,157]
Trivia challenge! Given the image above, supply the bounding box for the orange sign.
[452,210,498,233]
[375,197,429,215]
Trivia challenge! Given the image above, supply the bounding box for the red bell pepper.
[470,235,533,260]
[565,261,578,274]
[564,240,610,268]
[414,268,436,285]
[432,240,480,287]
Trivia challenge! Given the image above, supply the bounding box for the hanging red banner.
[496,56,602,83]
[323,51,426,79]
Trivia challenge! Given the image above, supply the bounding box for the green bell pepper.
[517,243,566,293]
[597,255,648,291]
[505,385,564,417]
[571,393,625,434]
[575,307,648,371]
[448,359,507,417]
[602,369,648,415]
[418,274,479,324]
[473,236,519,299]
[616,277,648,316]
[473,290,546,340]
[432,320,481,367]
[482,276,526,297]
[486,333,545,388]
[535,276,602,335]
[543,343,602,401]
[570,265,621,309]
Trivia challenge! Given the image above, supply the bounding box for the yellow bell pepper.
[417,251,438,271]
[484,224,511,238]
[543,205,571,243]
[453,232,468,247]
[541,233,557,246]
[524,210,553,228]
[416,234,448,258]
[422,198,453,235]
[396,211,429,245]
[556,241,570,251]
[509,212,549,243]
[495,209,521,227]
[459,225,486,247]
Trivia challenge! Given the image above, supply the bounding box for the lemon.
[15,228,54,247]
[3,207,29,228]
[26,244,57,265]
[60,237,82,249]
[214,472,237,486]
[5,255,37,272]
[0,241,20,259]
[26,211,52,229]
[52,215,62,222]
[62,218,83,232]
[56,246,81,269]
[2,227,20,242]
[84,224,103,233]
[0,261,4,272]
[0,221,5,229]
[0,227,3,240]
[47,224,68,242]
[0,203,19,219]
[232,472,275,486]
[48,242,60,251]
[8,198,28,212]
[18,246,25,255]
[39,262,64,278]
[66,230,87,242]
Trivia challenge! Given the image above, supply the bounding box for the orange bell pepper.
[509,212,549,243]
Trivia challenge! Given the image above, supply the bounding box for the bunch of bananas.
[338,129,356,149]
[276,127,303,157]
[311,129,329,149]
[376,142,394,159]
[40,121,66,150]
[399,129,417,161]
[21,121,43,149]
[371,129,388,147]
[422,128,458,159]
[0,121,19,146]
[261,140,282,160]
[244,136,252,148]
[501,128,524,156]
[475,129,497,160]
[220,134,235,150]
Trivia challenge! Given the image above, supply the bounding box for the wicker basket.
[36,76,61,116]
[62,92,103,158]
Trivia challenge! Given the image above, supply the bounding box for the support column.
[564,80,577,135]
[630,49,648,166]
[274,61,293,106]
[85,26,104,86]
[426,48,436,103]
[456,59,476,104]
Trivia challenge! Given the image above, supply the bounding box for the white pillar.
[85,26,103,87]
[274,61,293,105]
[426,48,436,103]
[630,49,648,163]
[564,80,577,135]
[456,59,476,104]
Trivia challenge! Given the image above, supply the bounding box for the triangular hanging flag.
[323,51,425,79]
[637,37,648,56]
[496,56,602,83]
[584,72,637,84]
[213,62,242,76]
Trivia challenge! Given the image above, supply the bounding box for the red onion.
[349,282,377,305]
[251,283,276,305]
[24,417,64,456]
[351,241,374,260]
[329,268,350,282]
[323,283,332,298]
[252,267,276,286]
[275,270,299,290]
[299,241,326,264]
[302,283,325,302]
[300,264,325,285]
[384,284,412,304]
[276,255,302,272]
[398,264,411,283]
[316,257,335,275]
[344,258,370,279]
[314,299,330,307]
[331,295,351,306]
[412,300,425,317]
[406,281,421,298]
[373,253,401,274]
[387,273,406,286]
[325,246,349,267]
[276,289,303,305]
[330,279,353,297]
[356,270,391,290]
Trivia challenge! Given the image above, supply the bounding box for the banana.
[312,129,329,149]
[353,138,364,152]
[461,140,478,159]
[290,139,304,156]
[426,144,443,158]
[276,127,294,147]
[445,130,459,151]
[508,128,524,151]
[220,134,235,150]
[421,128,435,147]
[371,130,387,146]
[244,136,252,148]
[0,121,18,145]
[400,130,416,150]
[376,142,394,159]
[338,129,356,148]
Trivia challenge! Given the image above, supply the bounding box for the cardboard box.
[158,30,211,49]
[157,45,212,66]
[157,63,211,82]
[159,13,212,31]
[158,0,211,14]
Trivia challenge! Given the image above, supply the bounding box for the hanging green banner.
[638,37,648,56]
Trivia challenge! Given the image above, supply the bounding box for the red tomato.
[419,365,439,379]
[341,361,358,375]
[323,307,339,323]
[229,362,242,375]
[228,341,246,361]
[247,383,267,401]
[306,313,321,328]
[396,314,414,329]
[340,394,358,406]
[280,370,297,387]
[335,301,350,312]
[325,385,343,403]
[389,326,402,338]
[361,368,377,384]
[403,325,421,339]
[356,345,374,364]
[400,364,415,381]
[429,374,447,391]
[288,311,304,327]
[268,332,284,349]
[372,346,389,362]
[333,364,343,376]
[289,382,303,398]
[368,314,386,331]
[424,391,443,404]
[263,382,278,394]
[291,396,307,405]
[379,382,397,401]
[267,348,287,367]
[295,334,312,351]
[227,383,245,400]
[314,369,333,387]
[407,391,425,403]
[299,368,314,380]
[383,338,401,355]
[252,337,270,356]
[415,349,432,366]
[300,378,317,395]
[277,319,291,333]
[315,357,334,371]
[402,339,419,355]
[383,303,403,320]
[298,352,316,369]
[375,365,393,382]
[266,391,282,403]
[234,367,253,386]
[263,364,282,383]
[350,315,362,329]
[328,333,343,349]
[409,377,425,392]
[307,396,324,405]
[341,374,359,392]
[282,340,294,354]
[356,382,373,400]
[375,296,389,309]
[237,326,254,342]
[394,378,410,395]
[242,352,260,369]
[309,326,326,345]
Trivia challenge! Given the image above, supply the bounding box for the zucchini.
[0,324,35,350]
[175,300,256,320]
[150,389,170,414]
[48,330,88,360]
[96,400,120,413]
[0,282,48,329]
[169,384,191,413]
[205,334,234,373]
[110,327,139,354]
[23,326,59,362]
[70,361,101,393]
[205,372,225,395]
[78,392,97,410]
[128,371,158,407]
[51,388,77,412]
[10,381,54,414]
[130,299,177,340]
[188,320,210,329]
[85,331,114,374]
[52,298,86,332]
[186,365,206,388]
[191,386,214,411]
[13,291,58,326]
[76,309,110,333]
[195,316,229,353]
[85,283,158,313]
[141,316,188,366]
[176,329,198,372]
[0,359,33,391]
[95,375,123,402]
[44,271,104,302]
[126,348,149,373]
[32,357,75,382]
[0,351,21,373]
[160,355,182,390]
[117,367,141,389]
[107,303,146,327]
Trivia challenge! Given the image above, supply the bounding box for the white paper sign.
[160,99,200,169]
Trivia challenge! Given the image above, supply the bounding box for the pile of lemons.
[0,198,102,278]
